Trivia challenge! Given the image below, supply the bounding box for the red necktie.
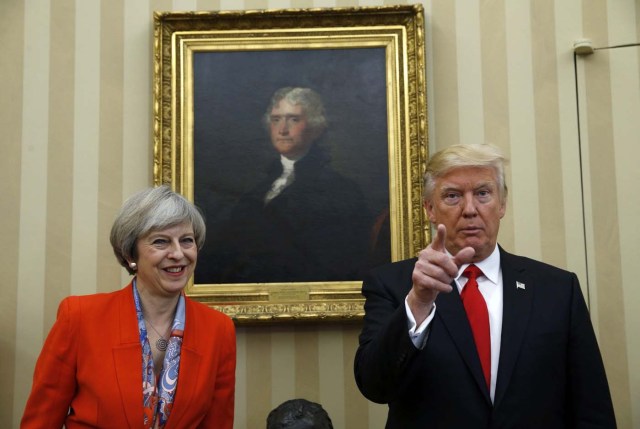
[461,264,491,389]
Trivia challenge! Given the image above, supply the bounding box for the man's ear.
[499,200,507,219]
[424,200,437,223]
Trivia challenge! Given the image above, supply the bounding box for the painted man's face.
[269,99,318,159]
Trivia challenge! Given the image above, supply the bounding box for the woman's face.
[134,223,197,298]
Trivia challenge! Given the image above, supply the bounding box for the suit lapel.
[436,285,492,405]
[112,284,143,429]
[493,249,533,408]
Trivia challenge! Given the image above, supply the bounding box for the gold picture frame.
[153,5,429,323]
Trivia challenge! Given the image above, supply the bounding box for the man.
[354,144,616,428]
[196,87,371,284]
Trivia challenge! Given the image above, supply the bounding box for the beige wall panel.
[294,326,320,400]
[271,327,296,401]
[423,0,435,167]
[71,0,101,297]
[531,0,567,269]
[430,0,460,151]
[607,1,640,425]
[359,0,386,6]
[13,0,51,424]
[245,0,270,9]
[154,0,174,13]
[343,325,365,428]
[122,0,154,200]
[264,0,290,8]
[313,0,338,7]
[292,0,315,9]
[220,0,242,11]
[478,0,515,252]
[335,0,359,6]
[582,0,632,425]
[554,0,589,289]
[343,324,387,429]
[173,0,198,11]
[45,0,75,329]
[234,327,248,429]
[318,328,346,426]
[455,0,484,145]
[583,50,630,426]
[368,401,387,429]
[575,55,598,316]
[480,0,509,150]
[196,0,223,10]
[609,46,640,429]
[504,1,542,260]
[0,1,24,425]
[246,327,273,428]
[97,0,126,294]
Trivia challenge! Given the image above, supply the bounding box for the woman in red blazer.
[21,186,236,429]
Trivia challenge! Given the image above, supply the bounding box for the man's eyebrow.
[438,183,461,191]
[474,181,496,189]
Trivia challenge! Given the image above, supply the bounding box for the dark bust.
[266,399,333,429]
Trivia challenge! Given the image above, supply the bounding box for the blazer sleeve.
[566,274,617,428]
[198,314,236,429]
[21,297,79,429]
[354,261,422,404]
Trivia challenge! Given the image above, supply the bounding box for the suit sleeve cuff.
[405,298,436,349]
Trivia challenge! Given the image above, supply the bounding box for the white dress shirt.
[405,245,503,401]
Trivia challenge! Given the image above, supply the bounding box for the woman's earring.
[129,262,137,271]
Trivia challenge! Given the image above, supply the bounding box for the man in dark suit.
[196,87,371,284]
[354,144,616,428]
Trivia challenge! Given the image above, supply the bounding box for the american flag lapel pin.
[516,281,526,290]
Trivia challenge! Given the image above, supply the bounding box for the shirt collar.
[455,245,501,285]
[280,155,297,172]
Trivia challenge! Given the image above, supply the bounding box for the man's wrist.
[407,289,435,326]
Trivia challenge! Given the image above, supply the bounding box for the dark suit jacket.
[21,283,236,429]
[197,145,371,283]
[354,247,616,428]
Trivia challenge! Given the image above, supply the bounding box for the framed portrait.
[153,5,429,323]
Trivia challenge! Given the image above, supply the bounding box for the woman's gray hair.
[423,143,509,204]
[263,87,328,132]
[110,186,206,275]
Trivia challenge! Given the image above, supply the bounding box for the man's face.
[425,166,506,262]
[269,99,318,159]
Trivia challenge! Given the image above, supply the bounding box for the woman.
[21,186,236,429]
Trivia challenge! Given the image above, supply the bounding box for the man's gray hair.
[110,185,206,275]
[263,87,328,132]
[423,144,508,204]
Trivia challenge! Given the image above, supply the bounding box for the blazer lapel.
[493,249,533,408]
[436,285,492,405]
[112,284,144,429]
[165,347,202,428]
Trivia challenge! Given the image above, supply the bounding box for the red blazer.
[21,282,236,429]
